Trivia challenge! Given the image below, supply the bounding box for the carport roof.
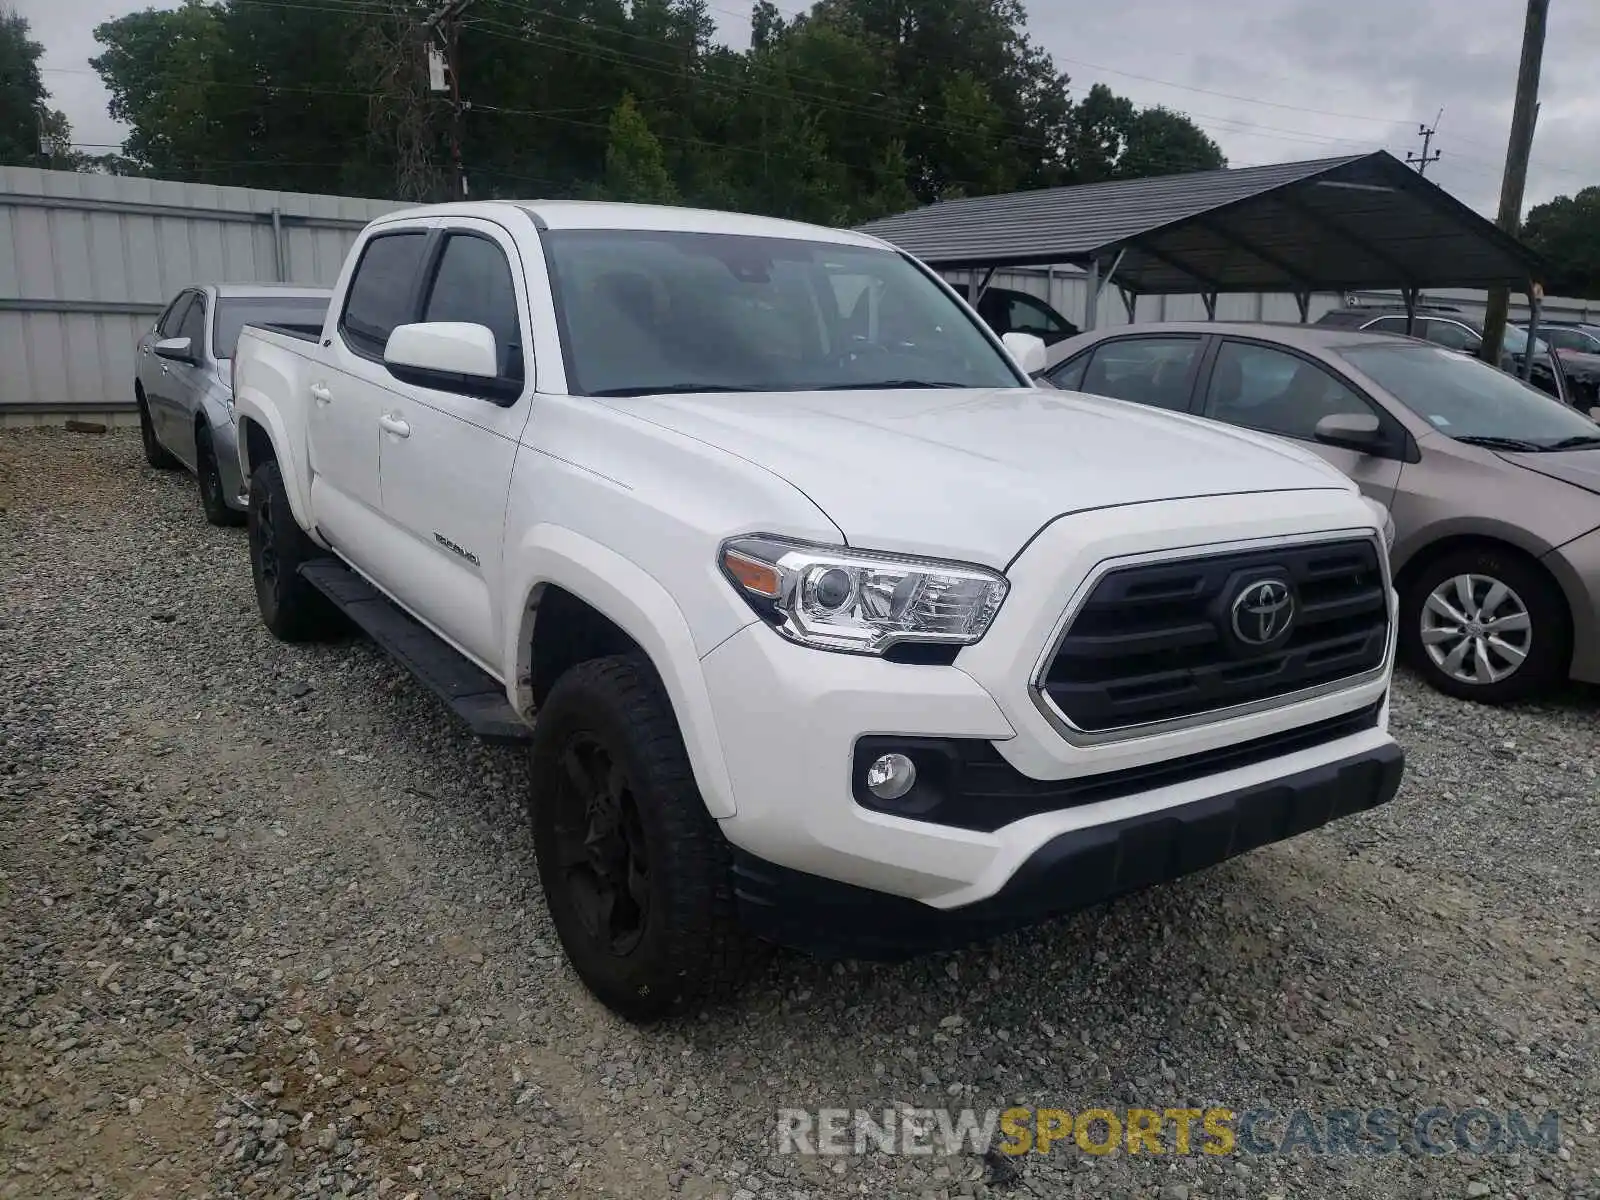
[855,151,1545,294]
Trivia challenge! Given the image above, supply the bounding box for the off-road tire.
[196,425,243,527]
[529,654,752,1022]
[247,458,339,642]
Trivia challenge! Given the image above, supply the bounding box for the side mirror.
[154,336,194,363]
[1314,411,1386,454]
[1002,331,1048,376]
[384,322,512,399]
[1589,406,1600,421]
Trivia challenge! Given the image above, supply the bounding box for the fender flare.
[504,524,738,819]
[234,403,316,537]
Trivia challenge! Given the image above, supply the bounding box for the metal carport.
[856,151,1546,343]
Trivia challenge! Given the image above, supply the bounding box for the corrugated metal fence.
[0,167,400,414]
[6,166,1598,414]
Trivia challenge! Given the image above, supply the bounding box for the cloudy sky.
[15,0,1600,216]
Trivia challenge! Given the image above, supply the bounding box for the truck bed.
[247,321,322,343]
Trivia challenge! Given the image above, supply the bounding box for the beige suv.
[1040,322,1600,703]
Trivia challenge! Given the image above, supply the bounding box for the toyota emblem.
[1230,579,1295,646]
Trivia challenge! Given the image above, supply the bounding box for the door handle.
[379,413,411,439]
[310,383,333,405]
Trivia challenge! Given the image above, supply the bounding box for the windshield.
[1339,343,1600,448]
[542,230,1023,395]
[213,296,329,359]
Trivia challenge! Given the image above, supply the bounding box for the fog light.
[865,752,917,801]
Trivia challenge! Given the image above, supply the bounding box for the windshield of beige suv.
[1339,343,1600,450]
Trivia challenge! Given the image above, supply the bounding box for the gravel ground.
[1,425,1596,1200]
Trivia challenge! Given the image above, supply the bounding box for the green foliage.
[1522,188,1600,300]
[84,0,1227,219]
[0,6,68,167]
[605,92,679,203]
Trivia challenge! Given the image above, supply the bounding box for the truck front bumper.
[731,740,1404,959]
[699,493,1401,924]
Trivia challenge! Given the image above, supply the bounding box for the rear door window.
[1421,320,1477,351]
[1363,316,1414,337]
[340,232,429,357]
[1044,352,1088,391]
[1077,336,1204,411]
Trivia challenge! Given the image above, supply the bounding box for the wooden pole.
[1480,0,1548,369]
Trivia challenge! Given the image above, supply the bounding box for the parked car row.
[133,202,1404,1020]
[1038,321,1600,703]
[1315,304,1573,406]
[1518,319,1600,407]
[135,283,332,524]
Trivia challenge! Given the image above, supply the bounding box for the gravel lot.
[2,425,1597,1200]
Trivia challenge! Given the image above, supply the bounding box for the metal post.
[1119,287,1136,323]
[1522,283,1541,382]
[270,206,286,282]
[1083,258,1100,332]
[1402,287,1418,336]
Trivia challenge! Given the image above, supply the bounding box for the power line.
[1053,54,1410,127]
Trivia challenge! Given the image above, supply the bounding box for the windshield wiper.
[587,383,763,397]
[809,379,970,390]
[1543,434,1600,450]
[1453,434,1548,453]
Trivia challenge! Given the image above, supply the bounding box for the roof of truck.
[373,200,887,249]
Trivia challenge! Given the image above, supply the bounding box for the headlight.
[719,535,1008,655]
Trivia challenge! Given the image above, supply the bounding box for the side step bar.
[299,558,531,744]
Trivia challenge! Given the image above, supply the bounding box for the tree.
[83,0,1226,210]
[0,7,50,165]
[605,92,679,204]
[91,2,228,179]
[1523,188,1600,299]
[1066,84,1224,183]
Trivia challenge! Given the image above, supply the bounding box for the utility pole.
[1405,111,1442,175]
[426,0,475,200]
[1480,0,1549,369]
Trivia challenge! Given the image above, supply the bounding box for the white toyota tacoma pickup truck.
[232,200,1403,1021]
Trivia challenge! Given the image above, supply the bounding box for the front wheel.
[529,655,752,1022]
[247,458,339,642]
[1400,547,1570,703]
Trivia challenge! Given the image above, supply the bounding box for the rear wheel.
[529,655,751,1022]
[247,458,339,642]
[138,392,178,469]
[1400,546,1569,703]
[196,426,243,527]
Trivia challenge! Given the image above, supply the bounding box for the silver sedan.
[1039,321,1600,703]
[135,284,330,524]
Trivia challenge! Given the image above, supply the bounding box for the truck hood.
[597,387,1352,566]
